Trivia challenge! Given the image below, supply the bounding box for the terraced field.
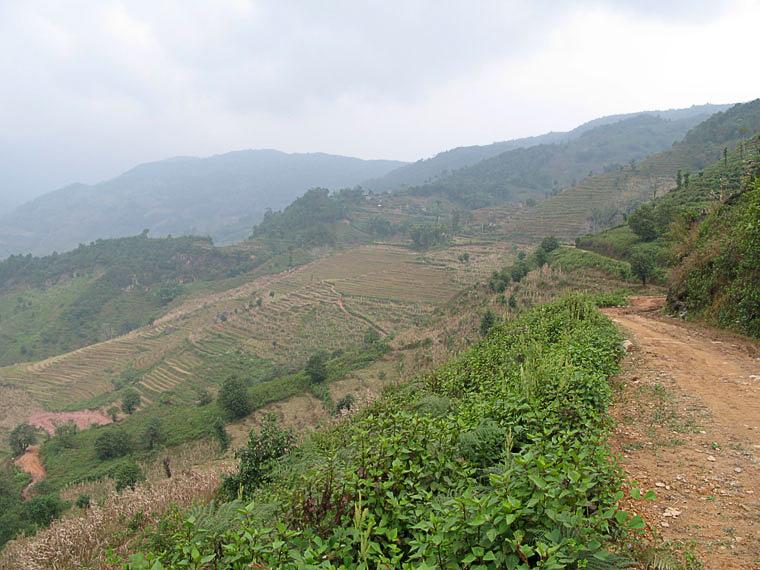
[0,243,511,452]
[497,130,755,241]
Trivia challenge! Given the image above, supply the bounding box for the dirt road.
[14,445,46,500]
[605,297,760,569]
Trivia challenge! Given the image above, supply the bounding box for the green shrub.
[9,423,36,456]
[220,414,295,499]
[76,494,91,509]
[121,389,141,414]
[305,352,328,384]
[479,309,495,336]
[114,461,144,492]
[94,428,132,460]
[218,377,252,420]
[132,296,635,569]
[334,394,356,414]
[23,494,67,526]
[211,417,230,452]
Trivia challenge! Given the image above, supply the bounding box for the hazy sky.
[1,0,759,206]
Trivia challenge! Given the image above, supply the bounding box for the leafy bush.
[76,494,91,509]
[114,461,145,492]
[23,494,67,526]
[479,309,496,336]
[457,419,506,467]
[220,414,295,499]
[305,352,328,384]
[121,389,141,414]
[218,376,252,420]
[9,423,36,456]
[94,428,132,460]
[211,417,230,452]
[335,394,356,414]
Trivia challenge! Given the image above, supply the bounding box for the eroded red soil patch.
[14,444,46,500]
[29,409,111,434]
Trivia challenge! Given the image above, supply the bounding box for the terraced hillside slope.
[500,99,760,240]
[0,234,260,367]
[0,241,512,459]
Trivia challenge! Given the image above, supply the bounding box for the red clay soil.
[28,409,111,434]
[14,445,46,500]
[605,296,760,569]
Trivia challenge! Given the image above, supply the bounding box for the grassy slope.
[576,134,760,261]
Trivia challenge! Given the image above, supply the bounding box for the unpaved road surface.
[605,297,760,569]
[14,444,46,500]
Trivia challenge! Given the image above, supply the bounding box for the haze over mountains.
[363,103,731,193]
[0,103,732,259]
[0,151,405,258]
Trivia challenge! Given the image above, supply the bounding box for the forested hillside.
[364,103,729,193]
[409,114,707,208]
[0,234,256,365]
[503,99,760,239]
[0,150,405,259]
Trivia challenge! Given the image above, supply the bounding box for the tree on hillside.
[221,413,295,499]
[218,376,252,420]
[144,417,162,450]
[539,236,560,253]
[121,389,141,414]
[631,250,656,285]
[54,421,78,448]
[409,223,447,250]
[306,352,328,384]
[534,247,548,268]
[94,428,132,460]
[510,262,529,283]
[9,423,36,457]
[107,406,120,422]
[479,310,495,337]
[628,204,658,241]
[114,461,144,492]
[212,417,230,452]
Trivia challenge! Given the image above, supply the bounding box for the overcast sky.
[1,0,759,206]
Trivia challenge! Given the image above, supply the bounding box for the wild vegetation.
[575,131,760,335]
[126,295,642,569]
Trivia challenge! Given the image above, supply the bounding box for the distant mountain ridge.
[501,99,760,240]
[0,150,405,258]
[363,103,731,192]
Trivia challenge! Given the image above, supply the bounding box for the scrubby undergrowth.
[127,295,639,569]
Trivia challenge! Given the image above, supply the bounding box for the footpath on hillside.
[604,297,760,569]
